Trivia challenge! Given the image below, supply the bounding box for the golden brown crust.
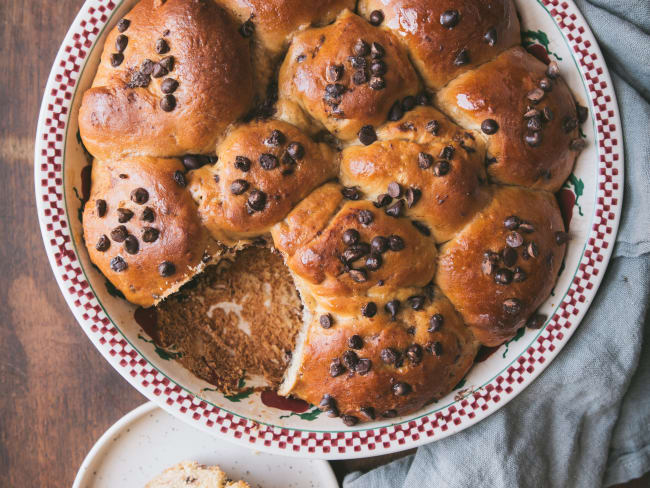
[436,47,580,191]
[358,0,520,89]
[278,10,421,141]
[188,120,338,244]
[79,0,254,160]
[287,288,478,421]
[436,186,566,346]
[83,157,213,307]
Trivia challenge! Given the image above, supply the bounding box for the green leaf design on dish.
[137,334,182,361]
[502,327,526,358]
[280,407,322,421]
[564,173,585,216]
[522,29,562,60]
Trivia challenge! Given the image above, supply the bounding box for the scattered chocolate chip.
[155,38,169,54]
[342,415,358,426]
[330,358,346,377]
[388,235,404,251]
[213,174,220,184]
[130,188,149,205]
[512,267,527,282]
[326,408,339,418]
[388,101,404,121]
[341,186,361,200]
[320,314,333,329]
[231,155,250,172]
[543,106,554,122]
[576,104,588,123]
[527,313,548,329]
[239,19,254,38]
[159,55,174,71]
[527,116,543,132]
[370,60,387,76]
[401,96,416,112]
[371,236,389,254]
[428,313,443,332]
[482,255,495,275]
[348,56,366,69]
[351,358,371,376]
[173,170,186,187]
[484,27,497,46]
[539,77,553,92]
[385,299,400,319]
[425,121,439,136]
[158,261,175,277]
[96,235,110,252]
[127,70,151,88]
[110,53,124,67]
[418,152,434,169]
[110,256,127,272]
[546,61,560,79]
[494,268,514,285]
[348,335,363,349]
[433,160,451,176]
[319,394,336,410]
[124,235,139,254]
[387,182,402,199]
[393,382,411,396]
[503,298,522,315]
[381,409,397,418]
[369,76,386,90]
[265,129,285,147]
[116,208,134,223]
[140,59,155,75]
[353,39,370,57]
[361,301,377,317]
[440,145,455,160]
[374,193,392,208]
[358,125,377,145]
[406,344,423,365]
[454,48,469,66]
[370,42,385,60]
[286,142,304,160]
[555,231,569,245]
[525,131,542,147]
[524,108,540,119]
[527,241,539,258]
[506,231,524,248]
[142,227,159,243]
[326,64,344,83]
[117,18,130,33]
[365,253,382,271]
[358,210,374,226]
[405,187,421,208]
[570,138,586,151]
[230,179,249,195]
[160,94,176,112]
[504,215,520,230]
[562,116,578,133]
[527,88,545,104]
[369,10,384,26]
[342,350,359,369]
[440,9,460,28]
[342,229,360,246]
[502,247,518,267]
[425,341,443,356]
[115,34,128,53]
[161,78,179,94]
[349,269,368,283]
[380,347,399,364]
[481,119,499,135]
[247,190,267,211]
[259,153,278,170]
[385,199,404,218]
[416,92,430,106]
[96,199,107,217]
[352,69,369,85]
[408,295,425,310]
[141,207,155,223]
[360,406,376,420]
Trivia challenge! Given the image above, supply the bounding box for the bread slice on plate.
[145,461,249,488]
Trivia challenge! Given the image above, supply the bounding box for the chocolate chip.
[570,138,586,151]
[433,160,450,176]
[343,350,359,369]
[502,247,517,267]
[454,48,469,66]
[213,174,220,184]
[319,314,333,329]
[380,347,399,364]
[286,142,304,160]
[381,409,397,418]
[525,131,542,147]
[425,341,442,356]
[408,295,425,310]
[405,187,421,208]
[173,170,186,187]
[503,298,522,315]
[482,255,495,275]
[116,208,133,223]
[161,78,179,94]
[369,10,384,26]
[160,95,176,112]
[330,358,345,377]
[506,231,524,248]
[365,253,382,271]
[388,101,404,121]
[527,88,545,104]
[124,234,139,255]
[153,62,170,79]
[259,153,278,170]
[387,182,402,198]
[348,335,363,349]
[374,194,392,208]
[541,106,554,122]
[504,215,520,230]
[358,210,374,225]
[440,145,455,160]
[362,302,377,317]
[546,61,560,79]
[527,241,539,258]
[265,129,285,147]
[115,34,128,53]
[157,261,175,277]
[319,394,336,410]
[127,70,150,88]
[348,56,366,69]
[440,9,460,28]
[326,408,339,418]
[360,406,376,420]
[388,235,404,251]
[393,382,411,396]
[159,55,174,71]
[481,119,499,135]
[247,190,267,211]
[155,37,170,54]
[96,235,110,252]
[385,199,404,218]
[405,345,423,365]
[229,155,250,173]
[130,188,149,205]
[555,231,569,245]
[385,299,400,319]
[110,53,124,67]
[95,199,107,217]
[527,116,543,132]
[239,19,254,38]
[428,313,443,332]
[369,76,386,90]
[141,207,155,222]
[110,256,127,272]
[370,60,387,76]
[418,152,433,169]
[353,39,370,57]
[342,415,358,426]
[576,104,588,123]
[494,268,513,285]
[484,27,497,46]
[326,64,344,83]
[416,92,430,106]
[141,227,159,243]
[425,120,439,135]
[527,313,547,329]
[358,125,377,145]
[562,116,578,133]
[513,267,527,282]
[230,179,249,195]
[401,96,416,112]
[349,269,368,282]
[371,236,389,254]
[370,42,385,60]
[539,77,553,92]
[341,186,361,200]
[138,59,154,75]
[342,229,360,246]
[352,69,369,85]
[117,18,130,33]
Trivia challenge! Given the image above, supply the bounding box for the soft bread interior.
[145,461,249,488]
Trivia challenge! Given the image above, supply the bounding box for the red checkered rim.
[35,0,624,458]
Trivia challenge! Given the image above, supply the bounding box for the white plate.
[73,402,338,488]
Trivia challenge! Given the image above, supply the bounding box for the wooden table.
[0,1,647,486]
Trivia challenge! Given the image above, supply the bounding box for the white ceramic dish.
[36,0,624,458]
[73,402,338,488]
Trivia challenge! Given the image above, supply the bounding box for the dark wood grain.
[0,1,647,487]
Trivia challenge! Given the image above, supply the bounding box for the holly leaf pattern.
[502,327,526,358]
[137,334,182,361]
[564,173,585,216]
[280,407,322,421]
[522,29,562,60]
